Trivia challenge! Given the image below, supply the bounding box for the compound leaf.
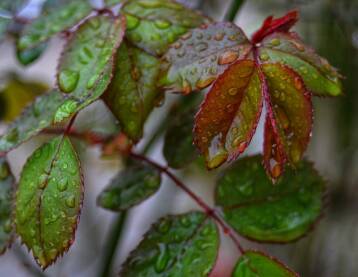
[122,0,210,56]
[103,41,161,141]
[215,155,324,243]
[0,158,15,254]
[232,250,298,277]
[194,60,263,169]
[97,160,161,211]
[15,136,82,269]
[120,212,219,276]
[18,0,92,51]
[163,94,199,169]
[0,91,64,154]
[159,22,251,94]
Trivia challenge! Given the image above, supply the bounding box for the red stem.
[129,152,245,255]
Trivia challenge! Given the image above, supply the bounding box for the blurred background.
[0,0,357,276]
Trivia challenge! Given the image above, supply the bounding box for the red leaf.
[252,10,299,44]
[194,59,263,169]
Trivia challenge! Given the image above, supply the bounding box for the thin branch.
[129,152,245,254]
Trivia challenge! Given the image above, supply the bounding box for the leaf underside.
[120,212,219,276]
[0,158,15,255]
[97,160,161,211]
[232,250,298,277]
[122,0,210,56]
[215,155,324,242]
[15,136,82,269]
[103,41,161,142]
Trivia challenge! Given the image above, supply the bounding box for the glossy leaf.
[17,0,92,51]
[16,41,48,66]
[97,160,161,211]
[215,155,324,243]
[0,91,64,154]
[120,212,219,276]
[0,76,48,122]
[194,60,263,169]
[259,32,342,96]
[159,22,251,94]
[163,94,200,168]
[103,41,161,141]
[122,0,210,56]
[57,14,125,96]
[232,250,298,277]
[0,158,15,254]
[15,136,83,269]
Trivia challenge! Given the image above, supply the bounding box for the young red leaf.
[194,59,262,169]
[159,22,251,94]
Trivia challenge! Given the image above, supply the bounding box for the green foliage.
[0,158,14,254]
[122,0,210,56]
[16,41,48,66]
[216,155,324,242]
[103,41,161,141]
[120,212,219,276]
[18,0,92,51]
[97,160,161,211]
[0,0,26,14]
[15,136,82,269]
[232,250,298,277]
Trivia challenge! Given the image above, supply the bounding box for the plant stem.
[224,0,246,22]
[130,152,245,254]
[98,212,127,277]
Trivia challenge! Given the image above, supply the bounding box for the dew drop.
[196,77,216,89]
[260,53,269,61]
[228,87,239,96]
[214,32,225,41]
[218,50,238,65]
[65,195,75,208]
[154,19,172,29]
[195,42,208,52]
[58,69,80,93]
[57,179,68,192]
[270,38,281,46]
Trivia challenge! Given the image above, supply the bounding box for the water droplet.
[181,32,192,40]
[87,74,99,89]
[58,69,80,93]
[48,249,58,260]
[38,174,48,189]
[155,243,170,273]
[195,42,208,52]
[218,50,238,65]
[228,87,239,96]
[260,53,269,61]
[65,195,75,208]
[214,32,225,41]
[57,179,68,192]
[196,77,216,89]
[154,19,172,29]
[270,38,281,46]
[294,77,303,90]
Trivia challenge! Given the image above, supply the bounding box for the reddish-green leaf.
[15,136,83,269]
[103,41,161,141]
[262,63,312,178]
[259,32,342,96]
[194,59,262,169]
[159,22,251,94]
[215,155,324,243]
[0,158,14,255]
[120,212,219,276]
[17,0,92,50]
[122,0,210,56]
[232,250,298,277]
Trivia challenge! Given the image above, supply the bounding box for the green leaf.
[232,250,298,277]
[0,91,64,153]
[15,136,83,269]
[57,14,125,95]
[215,155,324,243]
[17,0,92,51]
[104,0,123,7]
[194,60,263,169]
[259,32,342,97]
[0,158,15,255]
[16,41,48,66]
[122,0,210,56]
[163,94,199,168]
[103,41,161,141]
[159,22,251,94]
[120,212,219,276]
[97,160,161,211]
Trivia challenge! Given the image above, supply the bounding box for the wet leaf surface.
[103,41,161,141]
[18,0,92,51]
[122,0,210,56]
[120,212,219,276]
[215,155,324,242]
[97,160,161,211]
[15,136,82,269]
[159,22,251,94]
[0,158,15,255]
[16,41,48,66]
[232,250,298,277]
